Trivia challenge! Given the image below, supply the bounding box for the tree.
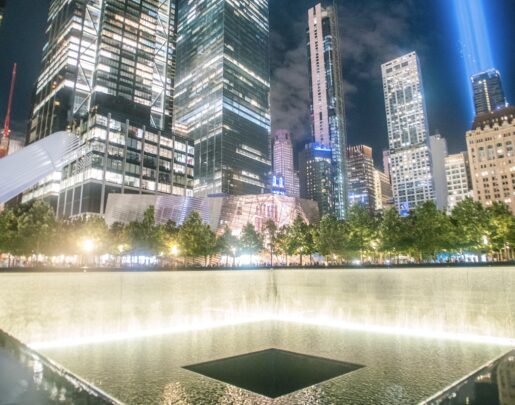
[379,208,411,262]
[314,214,341,262]
[263,219,278,266]
[284,215,315,266]
[239,223,263,259]
[346,205,379,261]
[487,202,515,260]
[177,211,217,265]
[217,226,239,266]
[410,201,453,261]
[127,206,166,258]
[16,200,57,257]
[0,207,19,265]
[275,225,295,265]
[450,198,490,255]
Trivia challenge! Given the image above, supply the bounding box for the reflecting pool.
[0,268,514,403]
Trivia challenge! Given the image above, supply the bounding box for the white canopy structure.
[0,132,81,204]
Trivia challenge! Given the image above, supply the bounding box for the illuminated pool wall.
[0,269,514,350]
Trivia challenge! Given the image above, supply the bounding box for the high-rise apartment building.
[24,0,194,216]
[306,3,348,219]
[273,130,299,198]
[374,169,393,212]
[466,106,515,213]
[299,143,333,216]
[445,152,472,212]
[381,52,435,214]
[471,69,508,117]
[174,0,271,197]
[429,134,449,210]
[347,145,376,212]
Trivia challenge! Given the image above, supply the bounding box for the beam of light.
[452,0,494,77]
[29,313,272,350]
[451,0,496,118]
[272,314,515,347]
[29,311,515,350]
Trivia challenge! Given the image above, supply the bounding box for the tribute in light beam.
[452,0,494,78]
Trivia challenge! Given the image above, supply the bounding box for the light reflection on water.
[40,322,511,405]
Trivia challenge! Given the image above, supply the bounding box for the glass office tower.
[347,145,376,212]
[24,0,193,216]
[174,0,271,197]
[306,3,348,219]
[381,52,435,214]
[471,69,508,116]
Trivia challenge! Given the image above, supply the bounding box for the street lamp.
[170,244,179,268]
[81,239,94,253]
[231,246,237,267]
[80,239,94,267]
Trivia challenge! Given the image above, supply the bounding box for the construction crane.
[0,63,17,158]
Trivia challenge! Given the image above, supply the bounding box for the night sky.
[0,0,514,167]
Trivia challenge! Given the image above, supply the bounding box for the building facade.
[466,107,515,213]
[306,3,348,219]
[374,169,393,212]
[471,69,508,117]
[445,152,472,212]
[104,193,320,236]
[347,145,376,211]
[429,134,449,210]
[273,130,299,197]
[381,52,435,214]
[173,0,271,197]
[24,0,191,215]
[299,143,333,217]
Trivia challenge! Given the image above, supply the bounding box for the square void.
[183,348,364,398]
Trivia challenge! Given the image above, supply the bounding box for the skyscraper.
[306,3,348,219]
[24,0,194,216]
[174,0,271,197]
[445,152,472,212]
[429,134,449,210]
[471,69,508,116]
[273,130,299,198]
[374,169,393,212]
[381,52,435,214]
[299,143,333,216]
[347,145,376,212]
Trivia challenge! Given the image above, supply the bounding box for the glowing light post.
[231,246,237,267]
[80,239,95,267]
[170,244,179,269]
[117,244,125,268]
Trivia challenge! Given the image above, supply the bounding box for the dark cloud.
[270,0,421,146]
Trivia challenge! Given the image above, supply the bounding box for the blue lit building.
[299,143,333,217]
[471,69,508,116]
[306,3,348,219]
[347,145,376,212]
[174,0,271,197]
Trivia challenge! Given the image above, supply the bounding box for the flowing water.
[0,268,514,404]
